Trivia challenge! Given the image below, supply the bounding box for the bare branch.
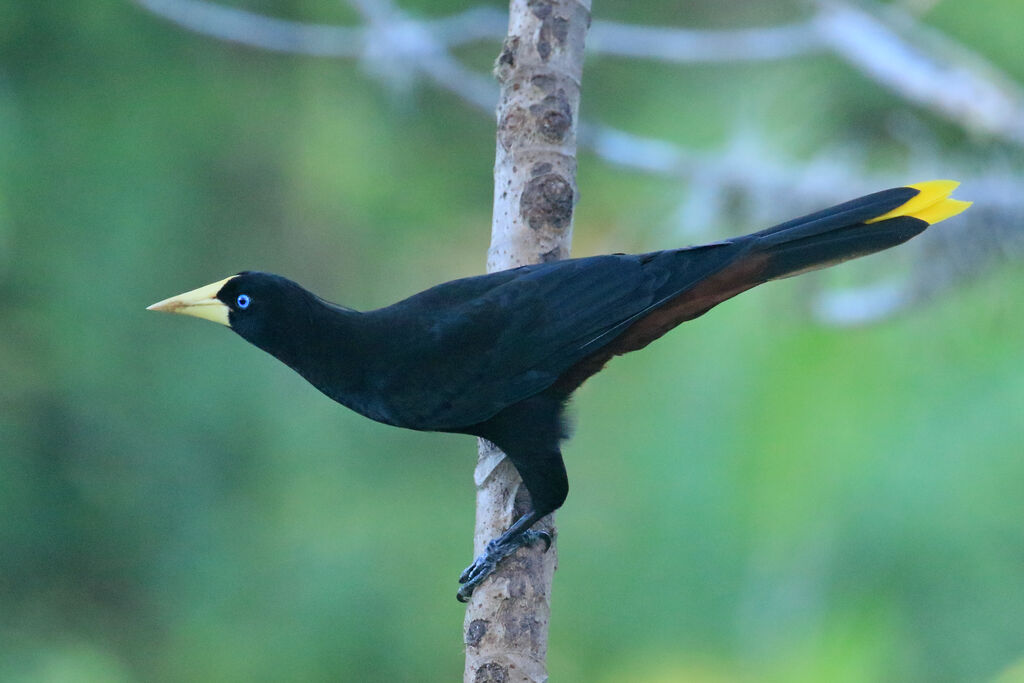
[134,0,365,56]
[463,1,591,680]
[814,1,1024,144]
[137,0,1024,147]
[813,282,913,326]
[133,1,503,57]
[425,6,507,47]
[588,17,824,62]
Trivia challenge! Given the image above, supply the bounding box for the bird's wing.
[370,245,739,429]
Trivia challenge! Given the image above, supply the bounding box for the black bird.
[149,181,969,601]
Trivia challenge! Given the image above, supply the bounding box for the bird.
[148,180,970,601]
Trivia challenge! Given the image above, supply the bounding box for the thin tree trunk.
[463,1,591,681]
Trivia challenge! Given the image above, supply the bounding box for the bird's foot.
[456,529,551,602]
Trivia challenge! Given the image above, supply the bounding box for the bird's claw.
[456,529,552,602]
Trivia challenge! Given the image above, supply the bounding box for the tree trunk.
[463,1,591,681]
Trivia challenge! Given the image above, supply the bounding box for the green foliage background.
[2,1,1023,681]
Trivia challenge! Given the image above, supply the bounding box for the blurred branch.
[136,0,1024,144]
[135,0,365,56]
[136,0,1024,324]
[814,1,1024,145]
[587,17,824,62]
[133,0,503,57]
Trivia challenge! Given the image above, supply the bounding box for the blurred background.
[2,0,1023,680]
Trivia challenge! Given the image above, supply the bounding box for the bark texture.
[464,1,591,682]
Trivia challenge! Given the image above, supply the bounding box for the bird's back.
[359,243,742,430]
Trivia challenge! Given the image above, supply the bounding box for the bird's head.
[148,271,318,355]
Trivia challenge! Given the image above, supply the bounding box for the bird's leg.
[456,509,551,602]
[456,421,567,602]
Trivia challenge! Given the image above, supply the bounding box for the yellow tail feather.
[866,180,972,226]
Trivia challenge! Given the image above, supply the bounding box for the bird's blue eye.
[236,294,251,309]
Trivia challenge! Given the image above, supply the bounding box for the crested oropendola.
[149,180,970,601]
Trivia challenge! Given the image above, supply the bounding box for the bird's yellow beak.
[147,276,234,326]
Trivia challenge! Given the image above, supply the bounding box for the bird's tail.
[747,180,971,281]
[566,181,971,362]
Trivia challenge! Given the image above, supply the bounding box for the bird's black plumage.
[150,182,970,600]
